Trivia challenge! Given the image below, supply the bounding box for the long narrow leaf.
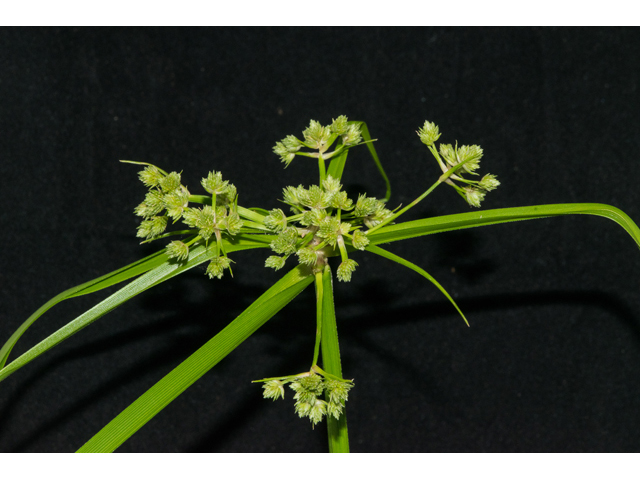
[365,244,469,326]
[0,247,171,369]
[327,122,390,201]
[0,235,273,383]
[320,265,350,452]
[77,265,314,453]
[368,203,640,248]
[357,121,391,202]
[326,146,349,182]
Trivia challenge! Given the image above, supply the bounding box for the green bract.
[3,117,640,454]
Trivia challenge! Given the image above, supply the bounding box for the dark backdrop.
[1,27,640,452]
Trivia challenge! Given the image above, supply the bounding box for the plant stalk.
[312,270,323,366]
[319,265,350,452]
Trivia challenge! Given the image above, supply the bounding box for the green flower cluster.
[258,371,353,427]
[134,166,191,239]
[418,121,499,207]
[132,163,243,279]
[263,174,393,281]
[126,117,501,433]
[273,115,363,166]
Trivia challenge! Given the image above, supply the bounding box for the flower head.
[302,120,332,152]
[337,258,358,282]
[201,171,229,195]
[417,121,441,146]
[274,142,296,166]
[265,255,286,270]
[351,229,370,250]
[330,116,349,136]
[166,240,189,261]
[262,380,286,401]
[138,165,164,188]
[341,123,362,146]
[464,186,486,208]
[206,255,232,279]
[479,173,500,191]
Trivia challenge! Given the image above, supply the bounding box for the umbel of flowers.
[129,116,497,285]
[126,116,498,426]
[256,366,354,427]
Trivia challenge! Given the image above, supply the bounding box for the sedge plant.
[2,116,640,453]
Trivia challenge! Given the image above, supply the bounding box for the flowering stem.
[337,236,349,262]
[139,230,199,244]
[319,265,350,453]
[311,364,350,383]
[188,194,212,205]
[366,178,441,235]
[311,270,324,367]
[318,153,326,185]
[366,153,484,236]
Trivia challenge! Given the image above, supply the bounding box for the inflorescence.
[253,367,354,427]
[127,116,499,427]
[417,121,499,207]
[129,117,498,284]
[130,162,243,279]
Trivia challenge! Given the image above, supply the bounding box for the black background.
[1,27,640,452]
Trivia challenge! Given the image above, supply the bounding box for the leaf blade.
[77,265,313,453]
[368,203,640,248]
[0,235,273,382]
[356,121,391,202]
[320,265,350,453]
[0,247,171,368]
[365,244,469,326]
[326,146,349,182]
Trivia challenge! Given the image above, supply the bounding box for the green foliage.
[77,265,313,452]
[3,116,640,454]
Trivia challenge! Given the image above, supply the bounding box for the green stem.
[188,194,211,204]
[367,178,441,235]
[366,153,482,236]
[237,206,266,223]
[239,220,271,232]
[320,265,350,453]
[312,271,323,366]
[318,153,326,185]
[287,213,305,223]
[322,144,345,160]
[311,364,350,383]
[337,236,349,262]
[139,230,199,244]
[189,196,267,224]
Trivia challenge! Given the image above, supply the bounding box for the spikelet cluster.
[418,121,499,208]
[273,115,363,166]
[256,372,354,427]
[262,174,388,281]
[132,164,242,279]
